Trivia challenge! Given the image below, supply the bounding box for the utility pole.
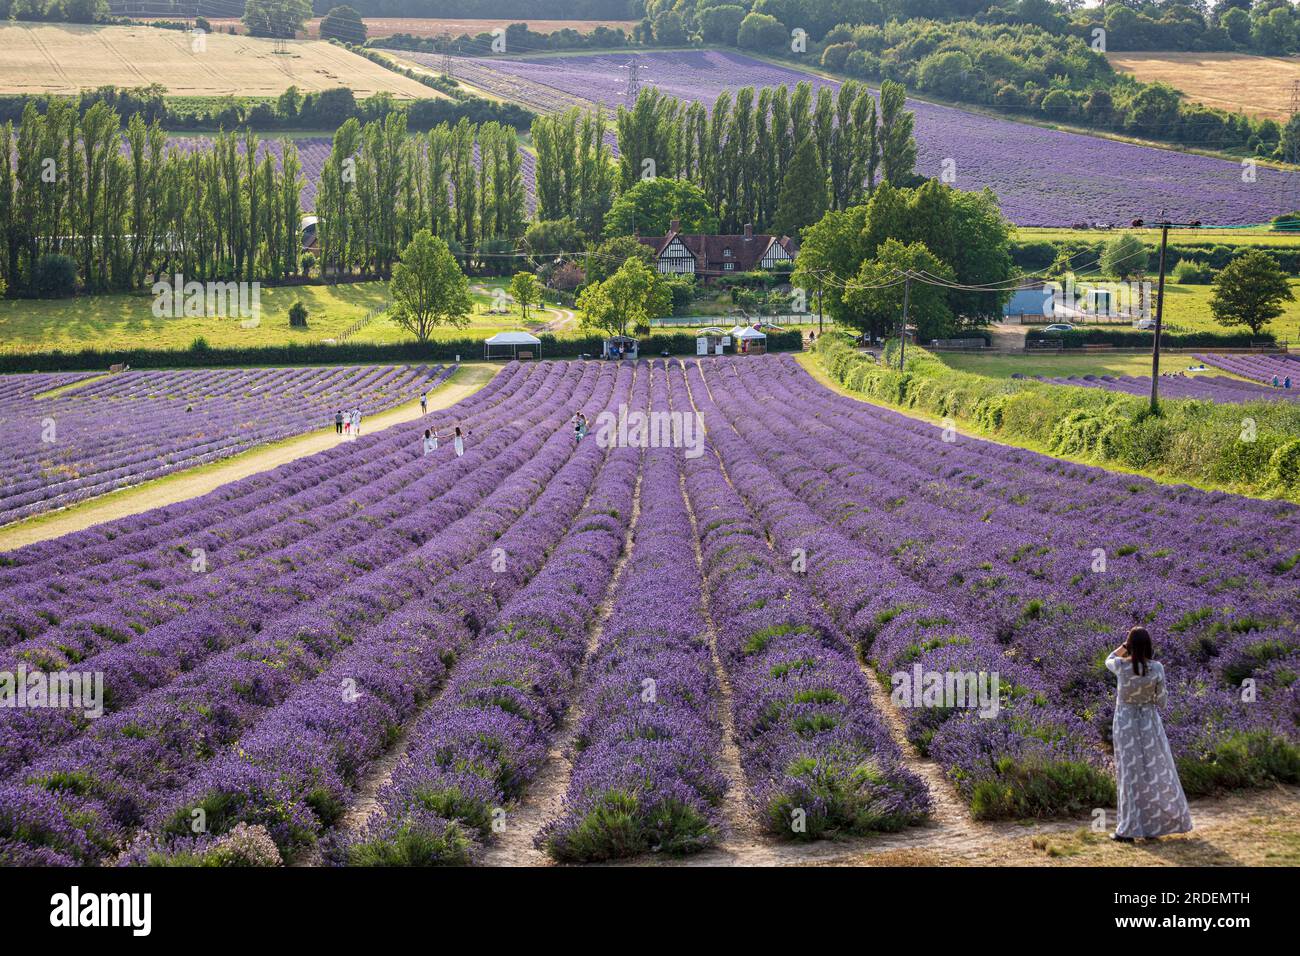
[1132,218,1200,413]
[898,274,911,370]
[624,61,641,102]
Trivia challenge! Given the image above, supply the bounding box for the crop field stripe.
[479,368,647,866]
[340,362,646,865]
[0,364,453,528]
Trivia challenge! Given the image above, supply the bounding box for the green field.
[938,352,1163,379]
[935,351,1261,381]
[1016,226,1300,247]
[0,279,583,353]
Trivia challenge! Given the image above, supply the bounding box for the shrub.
[288,300,309,328]
[32,254,79,298]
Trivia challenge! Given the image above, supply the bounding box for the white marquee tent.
[483,330,542,361]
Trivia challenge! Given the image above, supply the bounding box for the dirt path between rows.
[0,363,499,552]
[480,459,645,867]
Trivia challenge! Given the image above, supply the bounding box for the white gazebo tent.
[483,330,542,361]
[734,326,767,354]
[696,327,728,355]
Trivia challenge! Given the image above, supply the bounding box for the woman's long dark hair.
[1127,626,1154,676]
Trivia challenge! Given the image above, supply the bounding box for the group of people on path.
[1270,374,1293,389]
[334,408,362,438]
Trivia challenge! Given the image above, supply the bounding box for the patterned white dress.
[1106,651,1193,838]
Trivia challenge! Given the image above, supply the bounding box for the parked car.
[1041,323,1074,333]
[1134,317,1157,330]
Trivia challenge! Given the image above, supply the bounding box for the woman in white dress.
[423,429,437,456]
[352,409,362,436]
[453,424,465,458]
[1105,627,1192,842]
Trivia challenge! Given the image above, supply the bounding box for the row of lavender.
[669,361,934,835]
[707,355,1299,813]
[0,364,446,525]
[1197,353,1300,386]
[1041,374,1298,404]
[0,360,588,864]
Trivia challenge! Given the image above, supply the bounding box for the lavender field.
[0,365,447,526]
[1043,373,1300,403]
[436,49,1290,226]
[1198,353,1300,385]
[0,356,1294,867]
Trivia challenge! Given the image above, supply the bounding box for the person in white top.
[1105,626,1192,842]
[423,428,437,456]
[453,424,466,457]
[351,409,361,437]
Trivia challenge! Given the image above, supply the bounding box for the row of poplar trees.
[0,83,913,292]
[315,113,527,279]
[611,79,917,235]
[0,101,305,295]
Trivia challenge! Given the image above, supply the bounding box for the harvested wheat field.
[1108,51,1300,121]
[0,22,437,98]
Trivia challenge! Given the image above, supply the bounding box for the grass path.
[0,363,500,552]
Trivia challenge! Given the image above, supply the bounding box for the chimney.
[744,223,753,240]
[669,218,681,233]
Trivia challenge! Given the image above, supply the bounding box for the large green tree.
[604,178,718,238]
[319,5,366,43]
[390,229,473,343]
[577,256,672,337]
[844,238,956,344]
[1210,250,1295,336]
[1101,233,1149,280]
[585,234,656,284]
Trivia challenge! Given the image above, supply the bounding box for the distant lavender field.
[0,364,448,524]
[440,49,1291,227]
[160,136,538,214]
[1043,373,1299,403]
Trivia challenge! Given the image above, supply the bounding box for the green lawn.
[1151,280,1300,336]
[0,278,586,353]
[939,352,1169,379]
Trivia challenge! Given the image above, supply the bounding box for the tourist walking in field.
[420,392,428,415]
[335,410,344,435]
[573,412,587,442]
[352,409,362,437]
[423,429,437,456]
[1105,627,1192,842]
[453,425,466,458]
